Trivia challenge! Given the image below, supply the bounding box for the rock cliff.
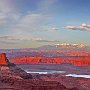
[0,53,32,79]
[11,55,90,66]
[0,53,9,65]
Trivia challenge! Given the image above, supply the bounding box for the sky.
[0,0,90,49]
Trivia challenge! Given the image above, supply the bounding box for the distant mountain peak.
[38,43,87,50]
[55,43,86,48]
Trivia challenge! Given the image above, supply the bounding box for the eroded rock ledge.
[0,53,32,79]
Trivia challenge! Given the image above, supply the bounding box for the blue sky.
[0,0,90,48]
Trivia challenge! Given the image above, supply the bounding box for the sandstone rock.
[11,55,90,66]
[0,53,8,65]
[0,53,32,79]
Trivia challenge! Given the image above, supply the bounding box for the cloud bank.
[64,24,90,31]
[0,35,59,43]
[34,39,59,42]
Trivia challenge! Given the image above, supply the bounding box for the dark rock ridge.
[0,76,80,90]
[0,53,32,79]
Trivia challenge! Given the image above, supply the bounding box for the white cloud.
[12,12,54,37]
[0,35,32,41]
[0,0,57,34]
[0,0,20,26]
[0,35,59,46]
[0,0,12,13]
[30,37,59,42]
[64,23,90,31]
[35,39,59,42]
[0,36,22,40]
[46,27,59,32]
[0,13,7,25]
[11,0,58,36]
[16,13,45,28]
[0,0,59,47]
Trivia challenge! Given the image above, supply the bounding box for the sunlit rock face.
[11,55,90,66]
[0,53,32,79]
[0,53,8,65]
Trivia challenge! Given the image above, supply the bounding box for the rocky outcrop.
[11,56,90,66]
[0,53,32,79]
[0,53,9,65]
[0,76,79,90]
[1,74,90,90]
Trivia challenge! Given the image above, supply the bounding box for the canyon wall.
[10,56,90,66]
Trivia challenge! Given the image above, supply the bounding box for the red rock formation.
[11,56,63,64]
[0,53,8,65]
[0,53,32,79]
[11,55,90,66]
